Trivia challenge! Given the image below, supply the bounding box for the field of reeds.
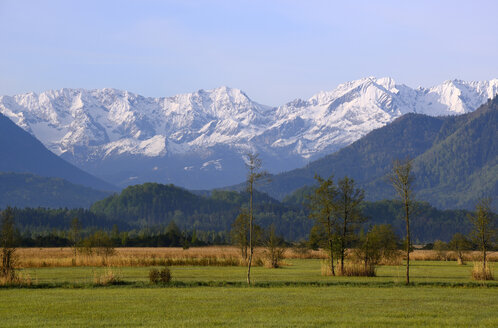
[14,246,497,269]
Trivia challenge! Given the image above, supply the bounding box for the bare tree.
[309,174,338,276]
[245,152,267,285]
[389,159,414,284]
[336,176,365,274]
[0,207,17,279]
[469,197,496,275]
[70,217,82,260]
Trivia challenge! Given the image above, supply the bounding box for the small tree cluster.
[308,174,365,276]
[263,224,286,268]
[355,224,400,270]
[81,230,116,260]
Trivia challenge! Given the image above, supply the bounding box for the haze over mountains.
[1,77,497,191]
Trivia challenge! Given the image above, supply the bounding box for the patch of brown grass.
[471,262,494,281]
[410,250,498,262]
[93,267,122,286]
[338,262,376,277]
[16,247,266,268]
[0,272,32,286]
[15,247,497,268]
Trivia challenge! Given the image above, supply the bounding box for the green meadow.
[0,260,497,327]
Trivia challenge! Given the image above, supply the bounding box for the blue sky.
[1,0,497,105]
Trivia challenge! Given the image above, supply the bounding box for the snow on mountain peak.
[0,77,496,189]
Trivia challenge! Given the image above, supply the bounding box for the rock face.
[1,77,497,189]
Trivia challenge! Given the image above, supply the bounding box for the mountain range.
[1,77,497,190]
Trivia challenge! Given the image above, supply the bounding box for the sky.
[0,0,497,106]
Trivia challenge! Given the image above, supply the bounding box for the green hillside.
[257,97,498,209]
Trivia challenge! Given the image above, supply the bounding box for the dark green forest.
[8,182,480,244]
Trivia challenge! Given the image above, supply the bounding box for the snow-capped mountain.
[1,77,497,189]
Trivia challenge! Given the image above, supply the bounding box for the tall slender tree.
[389,159,414,285]
[336,176,365,274]
[245,152,267,285]
[70,217,82,259]
[309,174,338,276]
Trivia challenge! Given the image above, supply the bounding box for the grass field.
[1,286,497,327]
[1,256,497,327]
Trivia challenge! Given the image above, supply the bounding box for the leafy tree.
[309,174,339,276]
[355,224,399,269]
[336,176,365,274]
[231,209,249,260]
[263,224,285,268]
[433,240,448,260]
[245,152,268,285]
[389,159,415,284]
[448,233,470,265]
[468,197,496,273]
[0,207,17,279]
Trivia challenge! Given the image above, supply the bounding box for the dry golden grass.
[92,267,122,285]
[14,246,331,268]
[16,247,253,268]
[0,271,33,286]
[471,262,494,281]
[13,247,498,268]
[409,250,498,262]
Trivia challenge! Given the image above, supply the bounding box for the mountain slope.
[0,172,111,209]
[259,97,498,209]
[0,113,116,191]
[1,77,497,189]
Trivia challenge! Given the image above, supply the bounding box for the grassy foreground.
[1,287,497,327]
[1,260,497,327]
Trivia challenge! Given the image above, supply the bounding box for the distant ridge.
[0,172,111,209]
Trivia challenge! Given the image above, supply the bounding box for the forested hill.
[90,183,310,241]
[256,97,498,209]
[0,172,111,209]
[82,182,476,242]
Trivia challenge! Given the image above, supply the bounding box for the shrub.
[93,267,121,286]
[471,262,494,281]
[149,267,172,284]
[0,271,32,286]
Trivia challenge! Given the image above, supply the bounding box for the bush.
[93,267,121,286]
[149,267,172,284]
[0,271,32,286]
